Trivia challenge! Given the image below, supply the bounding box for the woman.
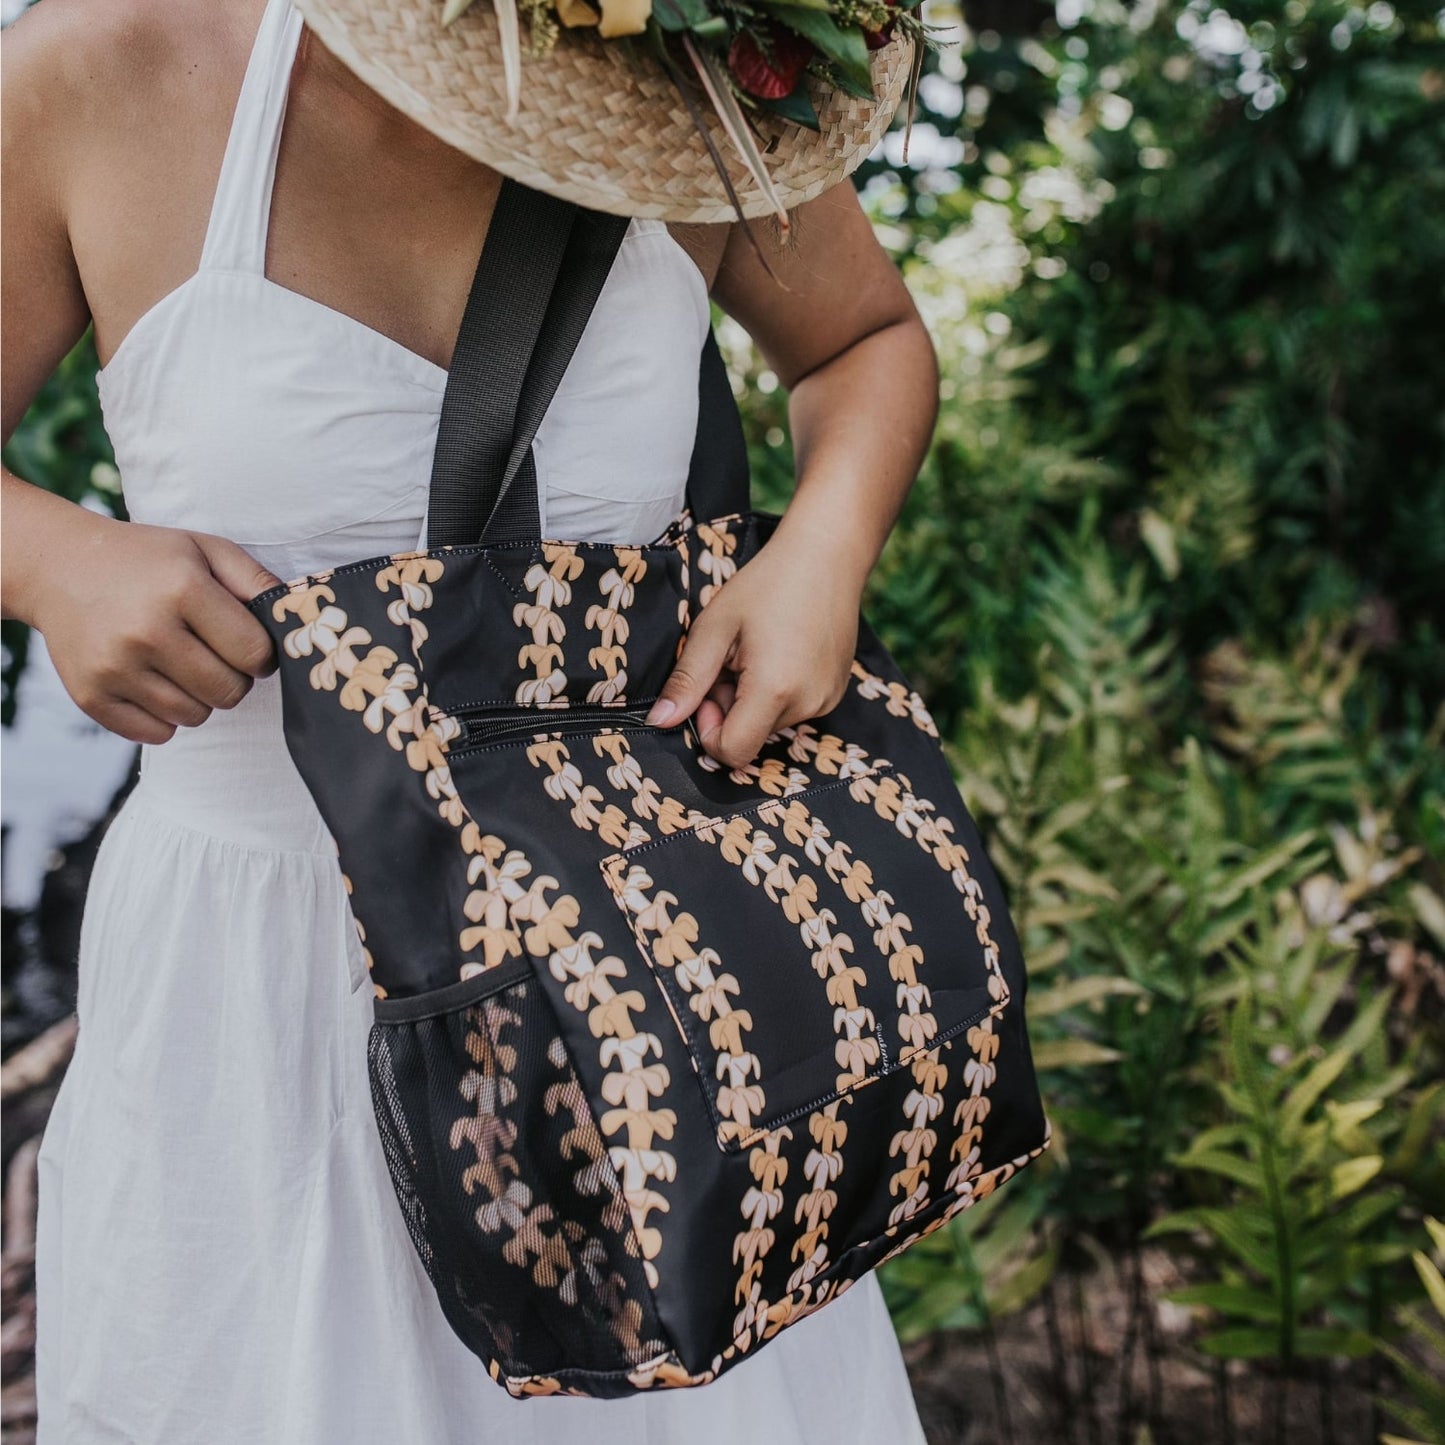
[1,0,940,1436]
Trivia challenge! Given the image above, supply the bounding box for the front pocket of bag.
[366,963,668,1381]
[598,762,1009,1154]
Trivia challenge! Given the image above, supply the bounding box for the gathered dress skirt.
[33,670,929,1442]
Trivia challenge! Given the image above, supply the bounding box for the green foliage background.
[722,0,1445,1429]
[4,0,1442,1432]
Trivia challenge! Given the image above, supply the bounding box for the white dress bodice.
[91,0,712,852]
[94,0,712,589]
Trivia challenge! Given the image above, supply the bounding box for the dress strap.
[198,0,305,275]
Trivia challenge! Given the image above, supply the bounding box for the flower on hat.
[727,23,814,102]
[551,0,651,36]
[440,0,927,227]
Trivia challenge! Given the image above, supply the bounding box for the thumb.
[646,605,736,728]
[192,532,284,603]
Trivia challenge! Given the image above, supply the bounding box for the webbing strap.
[427,177,748,547]
[475,204,631,545]
[426,180,600,546]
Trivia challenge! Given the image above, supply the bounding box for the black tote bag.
[247,178,1051,1398]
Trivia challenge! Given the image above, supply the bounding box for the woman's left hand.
[644,533,860,769]
[643,178,938,766]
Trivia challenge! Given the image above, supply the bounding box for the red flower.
[727,23,815,101]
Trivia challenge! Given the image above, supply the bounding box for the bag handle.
[473,203,634,546]
[427,179,624,547]
[687,326,750,524]
[426,177,748,548]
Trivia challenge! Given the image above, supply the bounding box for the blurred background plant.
[3,0,1442,1439]
[720,0,1444,1435]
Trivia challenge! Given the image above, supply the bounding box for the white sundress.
[31,0,930,1438]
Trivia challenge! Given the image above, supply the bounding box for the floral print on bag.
[254,509,1051,1399]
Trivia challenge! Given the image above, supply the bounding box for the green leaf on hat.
[651,0,711,31]
[767,9,873,92]
[756,87,822,131]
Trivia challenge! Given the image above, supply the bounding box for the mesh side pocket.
[366,973,667,1384]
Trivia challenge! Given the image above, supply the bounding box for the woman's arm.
[646,180,939,766]
[0,0,96,629]
[2,0,280,743]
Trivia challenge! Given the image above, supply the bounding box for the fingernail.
[646,699,679,727]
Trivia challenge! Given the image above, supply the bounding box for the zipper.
[449,704,672,756]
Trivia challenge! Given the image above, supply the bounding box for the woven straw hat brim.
[294,0,913,222]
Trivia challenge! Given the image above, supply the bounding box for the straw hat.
[293,0,915,222]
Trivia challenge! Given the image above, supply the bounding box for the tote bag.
[248,177,1051,1399]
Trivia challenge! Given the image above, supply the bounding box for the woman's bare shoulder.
[4,0,257,130]
[3,0,264,381]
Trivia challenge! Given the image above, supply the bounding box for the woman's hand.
[645,531,861,768]
[656,179,939,767]
[7,482,282,745]
[0,4,281,746]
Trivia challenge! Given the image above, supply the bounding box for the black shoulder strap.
[427,179,624,547]
[427,177,748,547]
[685,328,751,522]
[473,204,632,546]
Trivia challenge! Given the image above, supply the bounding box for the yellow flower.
[597,0,651,36]
[555,0,600,24]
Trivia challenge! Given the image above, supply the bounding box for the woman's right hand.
[11,490,282,745]
[2,1,283,746]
